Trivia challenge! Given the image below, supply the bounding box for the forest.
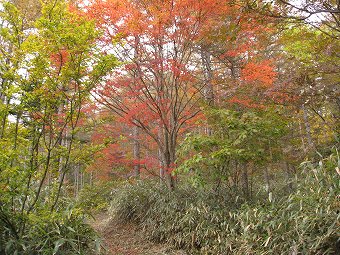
[0,0,339,254]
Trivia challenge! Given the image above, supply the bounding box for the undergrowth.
[0,200,102,255]
[76,181,115,213]
[111,155,340,254]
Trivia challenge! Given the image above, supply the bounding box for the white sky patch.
[286,0,331,23]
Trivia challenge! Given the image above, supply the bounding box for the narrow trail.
[90,212,187,255]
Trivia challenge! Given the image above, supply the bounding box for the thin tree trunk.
[74,163,79,197]
[264,144,273,195]
[242,163,249,199]
[132,36,141,178]
[133,126,141,178]
[201,47,214,106]
[162,134,175,190]
[264,166,271,195]
[0,97,10,139]
[201,46,214,136]
[10,112,20,168]
[302,104,315,150]
[27,148,52,214]
[80,170,84,190]
[284,161,293,193]
[298,119,307,152]
[158,125,165,179]
[51,132,74,212]
[159,147,165,179]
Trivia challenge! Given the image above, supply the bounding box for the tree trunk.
[201,46,214,136]
[74,163,79,197]
[162,132,176,190]
[264,166,271,195]
[158,147,165,179]
[132,36,141,178]
[0,97,10,139]
[201,47,214,106]
[133,126,141,178]
[302,104,315,150]
[284,161,293,193]
[242,163,249,199]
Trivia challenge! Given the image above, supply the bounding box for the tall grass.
[111,155,340,254]
[0,201,102,255]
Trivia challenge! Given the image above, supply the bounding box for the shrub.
[111,155,340,254]
[0,202,102,255]
[76,181,115,213]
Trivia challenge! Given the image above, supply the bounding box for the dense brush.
[110,156,340,254]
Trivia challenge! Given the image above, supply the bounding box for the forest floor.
[90,212,187,255]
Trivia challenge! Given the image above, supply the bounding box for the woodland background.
[0,0,339,254]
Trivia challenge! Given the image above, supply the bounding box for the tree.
[244,0,339,39]
[0,0,117,247]
[86,0,279,189]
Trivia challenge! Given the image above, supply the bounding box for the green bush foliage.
[0,203,102,255]
[76,181,115,212]
[111,155,340,254]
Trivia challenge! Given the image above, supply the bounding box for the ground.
[90,212,187,255]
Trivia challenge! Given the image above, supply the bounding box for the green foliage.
[111,155,340,254]
[76,181,115,212]
[280,24,339,141]
[177,107,287,186]
[0,1,118,254]
[0,202,102,255]
[282,26,339,68]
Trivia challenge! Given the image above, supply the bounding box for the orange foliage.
[241,60,277,88]
[50,49,70,70]
[81,0,279,179]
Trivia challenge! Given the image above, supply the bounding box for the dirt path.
[90,212,187,255]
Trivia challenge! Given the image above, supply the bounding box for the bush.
[110,155,340,254]
[0,202,102,255]
[76,181,115,213]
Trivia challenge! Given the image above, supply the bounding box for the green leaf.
[53,239,65,255]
